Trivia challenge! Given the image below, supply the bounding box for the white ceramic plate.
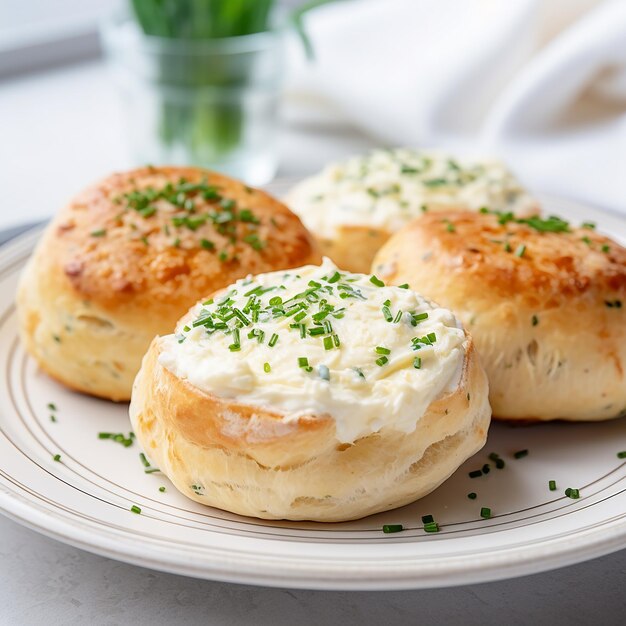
[1,193,625,590]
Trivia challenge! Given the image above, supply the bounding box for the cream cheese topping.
[158,259,467,443]
[285,148,537,238]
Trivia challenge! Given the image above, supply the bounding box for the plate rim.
[2,482,626,590]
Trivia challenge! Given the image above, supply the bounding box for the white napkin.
[286,0,626,214]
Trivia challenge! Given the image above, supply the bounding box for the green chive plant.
[127,0,338,175]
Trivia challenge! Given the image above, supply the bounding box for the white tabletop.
[1,60,625,624]
[1,515,624,625]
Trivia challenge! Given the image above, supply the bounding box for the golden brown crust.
[129,335,490,521]
[316,225,392,274]
[53,166,319,311]
[395,210,626,303]
[17,167,321,401]
[373,210,626,421]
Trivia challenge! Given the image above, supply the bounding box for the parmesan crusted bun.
[285,148,538,273]
[373,210,626,422]
[130,259,491,521]
[17,166,320,401]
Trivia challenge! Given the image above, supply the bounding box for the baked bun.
[285,148,537,273]
[130,259,490,521]
[373,209,626,422]
[17,166,320,401]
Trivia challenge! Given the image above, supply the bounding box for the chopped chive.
[515,244,526,258]
[401,165,419,174]
[130,505,142,514]
[602,244,610,253]
[327,271,341,284]
[565,488,580,499]
[482,464,490,474]
[382,524,403,534]
[47,402,57,411]
[581,222,596,230]
[298,357,309,368]
[421,514,434,524]
[549,480,557,491]
[53,454,61,462]
[393,310,403,323]
[200,238,214,250]
[243,233,266,251]
[370,275,385,287]
[91,229,106,237]
[144,468,160,474]
[398,283,409,289]
[467,492,477,500]
[495,458,505,469]
[375,356,389,366]
[159,486,166,493]
[323,336,334,350]
[139,453,151,468]
[413,357,422,369]
[268,333,279,347]
[426,332,436,343]
[382,306,393,322]
[375,346,391,355]
[98,432,133,447]
[249,329,265,343]
[531,314,539,326]
[617,451,626,459]
[469,470,482,478]
[423,522,439,533]
[446,222,456,233]
[234,308,251,325]
[480,507,491,519]
[513,449,528,459]
[311,310,329,323]
[263,362,271,373]
[412,312,429,323]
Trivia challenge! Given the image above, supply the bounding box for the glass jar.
[101,14,284,185]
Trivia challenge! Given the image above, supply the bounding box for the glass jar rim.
[100,12,284,57]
